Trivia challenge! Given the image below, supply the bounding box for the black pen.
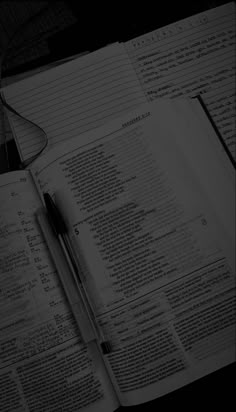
[37,192,111,355]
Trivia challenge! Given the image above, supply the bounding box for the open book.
[0,99,235,411]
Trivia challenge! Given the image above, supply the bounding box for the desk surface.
[1,0,230,77]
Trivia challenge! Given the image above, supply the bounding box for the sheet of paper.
[31,101,235,405]
[1,43,147,161]
[1,52,89,87]
[125,2,236,160]
[0,171,118,412]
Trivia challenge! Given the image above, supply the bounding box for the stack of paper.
[1,2,235,165]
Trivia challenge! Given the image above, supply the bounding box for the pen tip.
[43,192,67,235]
[101,341,112,354]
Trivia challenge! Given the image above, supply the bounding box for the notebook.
[0,42,147,161]
[125,1,236,160]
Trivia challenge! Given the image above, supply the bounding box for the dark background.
[0,1,235,410]
[1,0,232,76]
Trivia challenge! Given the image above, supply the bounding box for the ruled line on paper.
[132,31,235,86]
[23,94,146,147]
[126,5,234,52]
[20,95,146,154]
[15,85,144,142]
[128,15,234,56]
[2,43,147,161]
[10,75,140,118]
[18,87,143,140]
[7,57,133,104]
[4,52,130,99]
[23,100,146,158]
[15,87,140,134]
[126,2,236,159]
[143,55,235,91]
[205,85,236,100]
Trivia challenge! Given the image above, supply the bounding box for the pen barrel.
[63,237,111,353]
[59,235,101,336]
[71,301,98,344]
[61,232,107,342]
[36,209,98,345]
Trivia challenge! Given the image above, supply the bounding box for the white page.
[1,43,147,162]
[31,102,235,405]
[0,171,119,411]
[125,2,236,160]
[157,97,235,243]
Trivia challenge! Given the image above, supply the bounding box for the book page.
[1,42,146,162]
[158,98,235,241]
[125,2,236,160]
[31,102,235,405]
[0,171,119,411]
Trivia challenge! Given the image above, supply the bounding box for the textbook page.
[158,98,235,242]
[1,42,147,162]
[0,171,119,411]
[125,2,236,160]
[31,102,235,405]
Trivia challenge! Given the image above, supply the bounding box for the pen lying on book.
[36,193,111,355]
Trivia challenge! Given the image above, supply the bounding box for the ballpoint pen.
[36,193,111,355]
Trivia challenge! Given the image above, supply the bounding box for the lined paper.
[1,43,147,161]
[1,52,89,86]
[126,2,236,160]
